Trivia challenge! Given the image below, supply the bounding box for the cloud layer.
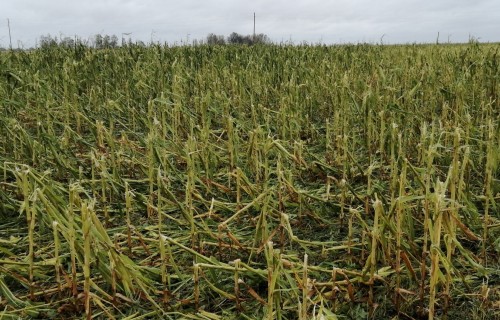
[2,0,499,47]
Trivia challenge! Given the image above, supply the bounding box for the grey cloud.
[2,0,499,47]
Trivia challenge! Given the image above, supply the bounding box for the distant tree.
[253,33,271,45]
[60,36,75,48]
[38,34,86,49]
[227,32,244,44]
[227,32,270,45]
[206,33,226,45]
[39,34,59,48]
[93,34,119,49]
[110,35,118,48]
[94,34,103,48]
[241,35,253,45]
[103,35,111,47]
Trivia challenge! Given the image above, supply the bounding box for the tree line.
[205,32,270,45]
[37,34,121,49]
[31,31,270,49]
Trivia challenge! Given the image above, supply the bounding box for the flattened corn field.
[0,43,499,319]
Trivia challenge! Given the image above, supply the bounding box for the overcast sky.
[2,0,499,48]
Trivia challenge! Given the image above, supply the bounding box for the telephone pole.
[253,12,256,41]
[7,18,13,50]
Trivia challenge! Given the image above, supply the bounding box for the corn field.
[0,43,499,319]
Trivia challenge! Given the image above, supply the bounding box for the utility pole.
[7,18,12,50]
[253,12,256,41]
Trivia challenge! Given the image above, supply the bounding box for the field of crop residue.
[1,43,499,319]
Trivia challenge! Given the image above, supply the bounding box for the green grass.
[0,42,499,319]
